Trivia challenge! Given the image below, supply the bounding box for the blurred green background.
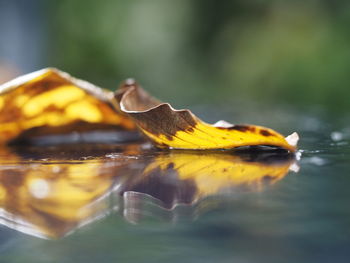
[1,0,349,116]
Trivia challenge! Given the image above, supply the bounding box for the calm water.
[0,113,349,263]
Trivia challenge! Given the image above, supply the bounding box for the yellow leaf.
[0,68,136,144]
[0,69,299,150]
[117,79,298,152]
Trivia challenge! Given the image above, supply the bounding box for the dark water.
[0,116,349,263]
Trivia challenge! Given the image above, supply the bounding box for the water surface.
[0,116,349,263]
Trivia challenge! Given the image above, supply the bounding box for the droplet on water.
[307,156,326,166]
[330,131,343,142]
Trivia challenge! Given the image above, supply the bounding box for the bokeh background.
[0,0,349,120]
[1,3,350,263]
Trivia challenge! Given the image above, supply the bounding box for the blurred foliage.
[45,0,350,114]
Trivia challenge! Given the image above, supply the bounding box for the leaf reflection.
[0,144,297,239]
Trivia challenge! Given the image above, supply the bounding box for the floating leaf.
[0,68,136,144]
[117,79,298,152]
[0,69,298,151]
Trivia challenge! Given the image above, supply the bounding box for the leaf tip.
[285,132,299,147]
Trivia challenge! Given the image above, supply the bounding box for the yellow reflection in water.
[0,145,296,239]
[143,152,292,199]
[0,160,115,238]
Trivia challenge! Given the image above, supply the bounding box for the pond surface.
[0,113,349,263]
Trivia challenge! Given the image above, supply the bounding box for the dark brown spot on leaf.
[166,135,174,141]
[231,125,250,132]
[219,125,256,133]
[260,129,273,137]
